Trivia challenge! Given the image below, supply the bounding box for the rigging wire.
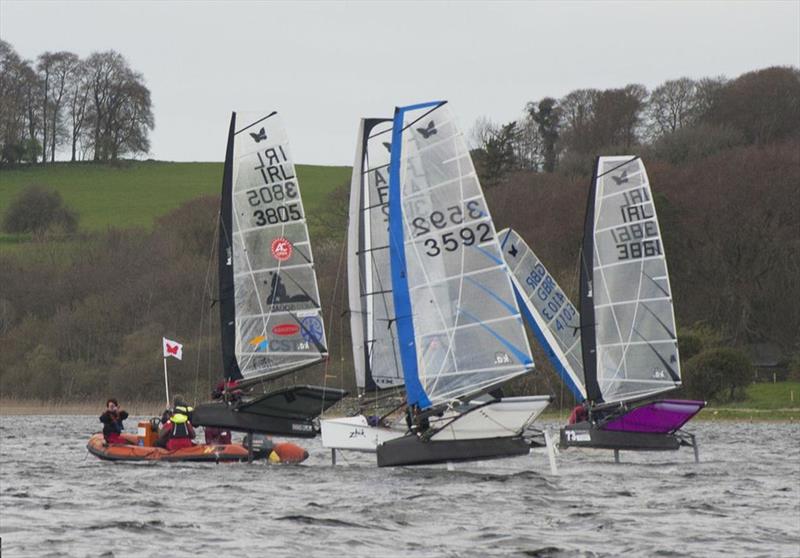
[319,227,350,418]
[192,210,220,404]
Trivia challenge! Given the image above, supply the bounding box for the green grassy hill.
[0,161,351,231]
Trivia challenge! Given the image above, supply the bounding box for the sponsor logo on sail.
[300,317,323,343]
[271,237,293,261]
[248,335,297,352]
[272,323,301,336]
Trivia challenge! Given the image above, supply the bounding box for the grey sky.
[2,0,798,165]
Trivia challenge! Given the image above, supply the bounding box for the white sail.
[230,112,327,381]
[389,101,534,408]
[348,119,404,391]
[587,156,680,404]
[499,228,587,401]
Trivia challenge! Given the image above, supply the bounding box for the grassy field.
[0,160,351,232]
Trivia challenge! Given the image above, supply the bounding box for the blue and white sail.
[224,111,327,382]
[580,156,680,405]
[388,101,535,409]
[499,228,587,402]
[348,118,405,392]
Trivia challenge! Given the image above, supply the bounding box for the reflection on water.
[1,417,798,557]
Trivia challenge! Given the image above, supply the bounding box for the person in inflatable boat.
[100,398,129,444]
[158,396,196,450]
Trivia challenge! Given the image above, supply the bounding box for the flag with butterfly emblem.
[162,338,183,360]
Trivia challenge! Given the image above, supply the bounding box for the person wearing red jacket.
[158,396,196,450]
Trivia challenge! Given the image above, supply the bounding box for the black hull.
[376,435,530,467]
[560,422,681,451]
[192,403,318,438]
[192,385,347,438]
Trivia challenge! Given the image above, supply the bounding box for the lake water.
[1,416,798,557]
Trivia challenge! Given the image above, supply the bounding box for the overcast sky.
[2,0,798,165]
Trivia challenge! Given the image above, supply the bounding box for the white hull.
[430,396,551,441]
[320,415,405,452]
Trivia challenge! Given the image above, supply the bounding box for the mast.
[580,157,603,404]
[388,104,429,408]
[219,112,242,380]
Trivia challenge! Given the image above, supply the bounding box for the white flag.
[162,337,183,360]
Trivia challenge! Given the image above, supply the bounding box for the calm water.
[0,416,798,557]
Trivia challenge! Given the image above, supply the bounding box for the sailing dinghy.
[375,101,551,467]
[502,157,703,459]
[320,118,408,454]
[192,112,346,438]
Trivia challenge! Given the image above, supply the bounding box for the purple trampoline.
[602,400,705,434]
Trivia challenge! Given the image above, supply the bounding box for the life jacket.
[169,405,194,438]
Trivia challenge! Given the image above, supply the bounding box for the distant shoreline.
[0,399,167,417]
[0,399,796,422]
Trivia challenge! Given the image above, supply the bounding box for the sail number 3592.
[411,201,492,257]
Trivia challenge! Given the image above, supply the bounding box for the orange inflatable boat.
[87,422,309,464]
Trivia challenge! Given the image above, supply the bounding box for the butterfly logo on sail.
[416,120,437,139]
[382,142,392,153]
[611,170,629,185]
[508,244,519,258]
[250,127,267,143]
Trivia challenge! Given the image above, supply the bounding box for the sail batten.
[219,111,327,383]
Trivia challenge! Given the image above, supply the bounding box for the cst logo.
[248,336,296,352]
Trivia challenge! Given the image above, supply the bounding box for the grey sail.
[499,228,587,402]
[348,118,404,392]
[230,111,327,383]
[388,101,535,409]
[586,156,680,404]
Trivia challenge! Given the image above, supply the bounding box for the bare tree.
[469,115,497,150]
[84,51,154,161]
[41,52,80,163]
[65,60,90,162]
[646,78,699,139]
[559,88,597,154]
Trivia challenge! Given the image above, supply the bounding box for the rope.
[319,230,349,418]
[193,211,220,404]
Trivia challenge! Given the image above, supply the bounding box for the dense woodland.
[0,65,798,406]
[0,41,153,165]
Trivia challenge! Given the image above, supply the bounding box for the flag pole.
[163,357,170,408]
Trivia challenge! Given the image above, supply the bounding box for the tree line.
[470,66,800,184]
[0,64,797,405]
[0,40,154,165]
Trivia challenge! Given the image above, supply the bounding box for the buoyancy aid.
[168,405,194,438]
